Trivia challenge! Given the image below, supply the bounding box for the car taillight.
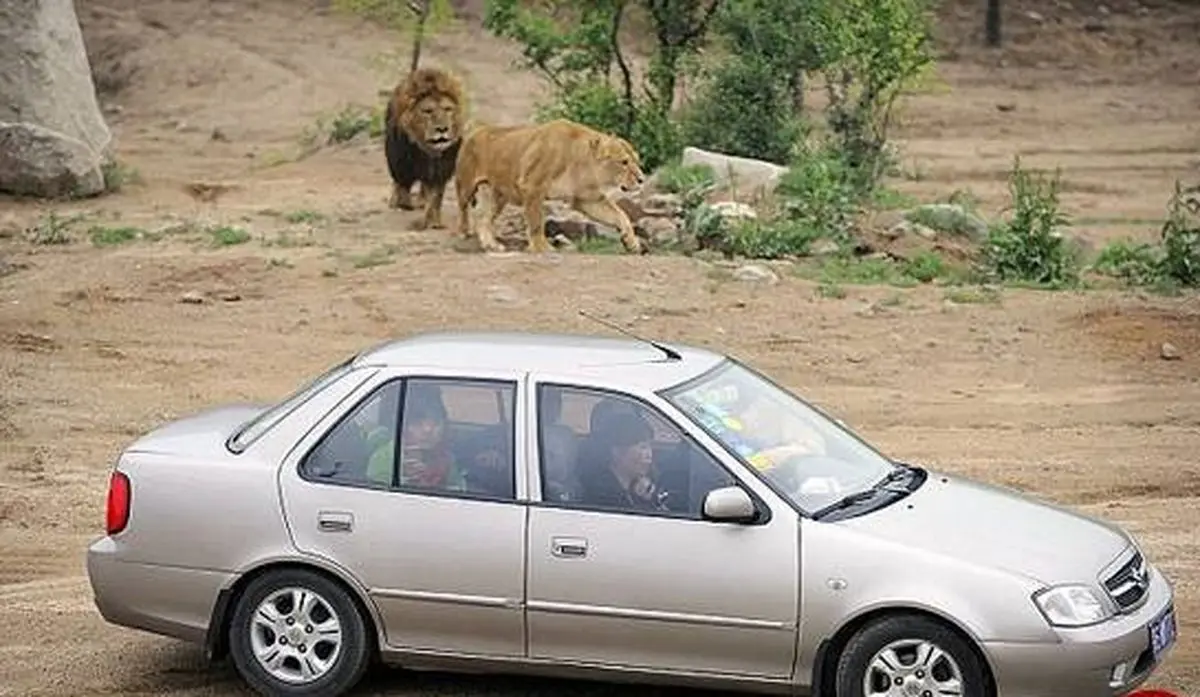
[106,471,131,535]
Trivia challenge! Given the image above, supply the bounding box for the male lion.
[383,66,467,230]
[454,119,646,254]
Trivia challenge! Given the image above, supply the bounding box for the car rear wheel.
[228,568,371,697]
[835,614,990,697]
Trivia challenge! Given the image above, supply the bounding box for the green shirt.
[363,425,466,491]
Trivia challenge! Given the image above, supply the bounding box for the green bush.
[980,157,1081,287]
[722,217,827,259]
[1160,181,1200,287]
[1091,182,1200,291]
[1091,239,1164,287]
[698,141,866,259]
[679,55,808,165]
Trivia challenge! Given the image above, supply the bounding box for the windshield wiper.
[811,464,914,520]
[873,462,914,490]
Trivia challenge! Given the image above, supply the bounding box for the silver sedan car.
[86,330,1178,697]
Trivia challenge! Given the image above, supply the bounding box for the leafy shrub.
[679,54,808,165]
[1092,183,1200,291]
[808,0,937,192]
[721,217,827,259]
[980,157,1081,287]
[1159,181,1200,287]
[1091,239,1164,287]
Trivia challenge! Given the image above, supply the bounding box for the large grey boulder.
[677,146,788,197]
[0,0,114,198]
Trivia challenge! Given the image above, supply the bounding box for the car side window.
[301,379,402,489]
[537,384,738,518]
[300,377,517,501]
[411,378,516,500]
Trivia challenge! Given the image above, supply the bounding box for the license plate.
[1149,606,1177,661]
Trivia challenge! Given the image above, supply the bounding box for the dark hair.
[590,397,637,434]
[405,383,447,422]
[598,410,653,450]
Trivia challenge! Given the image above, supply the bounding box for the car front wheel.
[228,567,372,697]
[835,614,990,697]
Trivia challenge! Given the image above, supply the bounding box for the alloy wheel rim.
[863,637,965,696]
[249,586,344,684]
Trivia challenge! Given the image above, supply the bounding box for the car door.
[277,366,529,659]
[524,375,801,680]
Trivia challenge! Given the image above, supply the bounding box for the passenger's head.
[599,411,654,479]
[403,383,447,449]
[589,397,637,435]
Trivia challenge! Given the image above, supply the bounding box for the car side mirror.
[702,485,758,523]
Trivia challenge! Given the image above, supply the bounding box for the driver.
[580,410,668,512]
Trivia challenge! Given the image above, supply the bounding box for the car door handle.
[551,536,588,558]
[317,510,354,533]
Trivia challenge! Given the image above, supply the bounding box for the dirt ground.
[1,0,1199,694]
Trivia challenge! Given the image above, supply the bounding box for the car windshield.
[661,359,898,515]
[227,354,358,453]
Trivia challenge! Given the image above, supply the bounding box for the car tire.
[835,614,990,697]
[228,567,372,697]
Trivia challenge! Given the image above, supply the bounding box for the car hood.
[124,403,270,457]
[836,470,1132,586]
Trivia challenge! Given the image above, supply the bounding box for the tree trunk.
[985,0,1002,47]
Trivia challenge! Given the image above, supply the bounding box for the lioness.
[454,119,646,254]
[384,66,468,230]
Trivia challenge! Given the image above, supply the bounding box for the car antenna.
[577,310,682,362]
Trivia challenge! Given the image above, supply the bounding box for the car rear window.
[226,354,358,454]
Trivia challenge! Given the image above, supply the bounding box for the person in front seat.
[580,410,668,512]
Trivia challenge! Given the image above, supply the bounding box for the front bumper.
[983,565,1177,697]
[86,535,233,646]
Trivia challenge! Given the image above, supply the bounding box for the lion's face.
[410,94,463,152]
[592,135,646,193]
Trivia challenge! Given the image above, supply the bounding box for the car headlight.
[1033,584,1113,628]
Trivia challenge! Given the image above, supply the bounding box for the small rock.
[641,193,684,218]
[220,292,242,302]
[710,201,758,222]
[180,291,205,304]
[544,217,596,241]
[732,264,779,284]
[636,217,682,246]
[811,239,841,256]
[95,345,126,360]
[1025,10,1044,22]
[996,102,1017,112]
[903,204,989,241]
[615,197,648,223]
[885,220,938,241]
[210,128,229,142]
[486,284,521,304]
[1160,342,1181,361]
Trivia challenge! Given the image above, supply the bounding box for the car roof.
[351,330,728,392]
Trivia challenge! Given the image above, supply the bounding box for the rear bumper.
[983,565,1177,697]
[86,535,233,646]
